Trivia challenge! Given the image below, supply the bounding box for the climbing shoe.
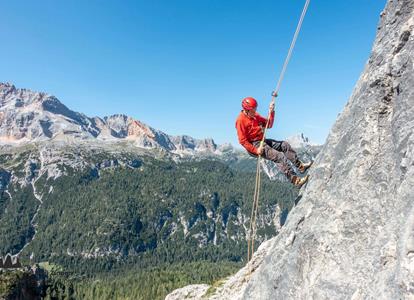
[291,175,309,188]
[298,161,313,174]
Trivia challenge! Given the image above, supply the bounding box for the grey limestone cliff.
[167,0,414,299]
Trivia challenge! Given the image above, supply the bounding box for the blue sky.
[0,0,386,146]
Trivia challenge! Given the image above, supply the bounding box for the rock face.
[166,284,210,300]
[166,0,414,299]
[242,0,414,298]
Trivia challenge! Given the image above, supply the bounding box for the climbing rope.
[247,0,311,270]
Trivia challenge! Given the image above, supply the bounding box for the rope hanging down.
[247,0,311,268]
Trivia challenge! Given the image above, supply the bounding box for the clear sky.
[0,0,387,146]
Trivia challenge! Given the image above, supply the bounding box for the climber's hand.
[269,102,275,112]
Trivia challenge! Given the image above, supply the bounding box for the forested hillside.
[0,144,298,299]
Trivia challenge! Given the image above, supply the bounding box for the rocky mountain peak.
[0,82,16,96]
[286,133,318,149]
[198,138,218,153]
[127,118,156,139]
[0,83,63,108]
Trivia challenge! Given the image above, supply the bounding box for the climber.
[235,96,312,187]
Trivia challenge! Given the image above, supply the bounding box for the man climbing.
[235,96,312,188]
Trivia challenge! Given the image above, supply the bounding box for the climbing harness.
[247,0,311,271]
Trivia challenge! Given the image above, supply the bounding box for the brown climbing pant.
[251,139,300,181]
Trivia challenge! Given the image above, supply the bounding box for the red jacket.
[235,111,275,155]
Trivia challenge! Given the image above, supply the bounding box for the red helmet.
[242,97,258,110]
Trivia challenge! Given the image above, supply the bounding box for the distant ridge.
[0,82,218,155]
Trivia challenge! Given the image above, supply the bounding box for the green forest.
[0,152,298,299]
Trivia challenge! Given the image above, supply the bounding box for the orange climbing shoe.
[298,161,313,174]
[291,175,309,188]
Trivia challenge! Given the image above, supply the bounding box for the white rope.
[273,0,311,97]
[247,0,311,268]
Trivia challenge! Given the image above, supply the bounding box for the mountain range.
[0,82,222,155]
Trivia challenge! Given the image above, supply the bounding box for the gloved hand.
[269,101,275,112]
